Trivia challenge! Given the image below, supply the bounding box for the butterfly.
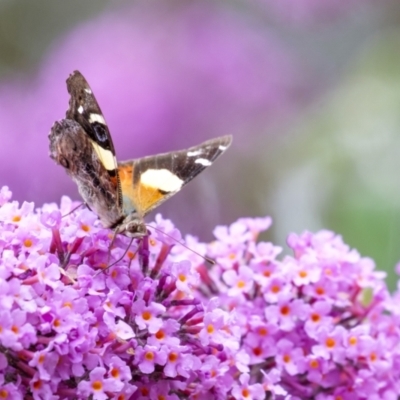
[49,71,232,238]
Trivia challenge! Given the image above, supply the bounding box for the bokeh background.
[1,0,400,288]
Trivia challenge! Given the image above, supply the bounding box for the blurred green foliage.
[265,31,400,290]
[0,0,108,75]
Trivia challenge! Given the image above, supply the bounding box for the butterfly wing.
[49,119,122,228]
[118,135,232,217]
[65,70,122,208]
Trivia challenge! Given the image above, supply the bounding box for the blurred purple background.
[2,0,400,285]
[0,1,305,236]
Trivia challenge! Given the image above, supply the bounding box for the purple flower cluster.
[1,185,400,399]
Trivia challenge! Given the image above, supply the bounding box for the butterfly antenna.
[61,202,85,218]
[145,224,215,265]
[106,229,119,265]
[94,236,136,277]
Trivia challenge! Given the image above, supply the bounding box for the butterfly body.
[49,71,232,238]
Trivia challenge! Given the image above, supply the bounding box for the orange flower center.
[298,270,307,278]
[311,313,320,323]
[237,280,245,288]
[280,305,290,316]
[92,381,103,391]
[283,354,291,363]
[253,347,262,356]
[155,330,165,340]
[325,337,336,348]
[315,287,325,295]
[145,351,154,361]
[81,224,90,232]
[349,336,357,346]
[33,380,42,390]
[258,327,268,336]
[207,324,215,334]
[142,311,151,321]
[271,285,280,293]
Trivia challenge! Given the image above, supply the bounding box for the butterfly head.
[114,213,148,239]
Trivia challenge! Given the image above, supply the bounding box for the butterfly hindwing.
[118,135,232,217]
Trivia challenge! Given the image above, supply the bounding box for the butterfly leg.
[61,202,86,218]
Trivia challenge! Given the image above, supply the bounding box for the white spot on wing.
[77,105,84,114]
[195,158,212,166]
[89,113,106,125]
[218,145,227,151]
[90,140,116,171]
[84,88,92,94]
[187,150,202,157]
[141,169,183,193]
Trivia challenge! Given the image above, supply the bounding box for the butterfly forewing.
[65,71,122,208]
[118,135,232,217]
[66,71,115,155]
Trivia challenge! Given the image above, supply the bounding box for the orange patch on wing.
[110,175,119,189]
[118,164,166,214]
[133,183,165,214]
[119,164,136,202]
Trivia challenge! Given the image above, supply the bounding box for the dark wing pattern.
[118,135,232,217]
[65,71,122,209]
[49,119,122,228]
[66,71,116,160]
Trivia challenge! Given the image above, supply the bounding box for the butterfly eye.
[59,156,70,169]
